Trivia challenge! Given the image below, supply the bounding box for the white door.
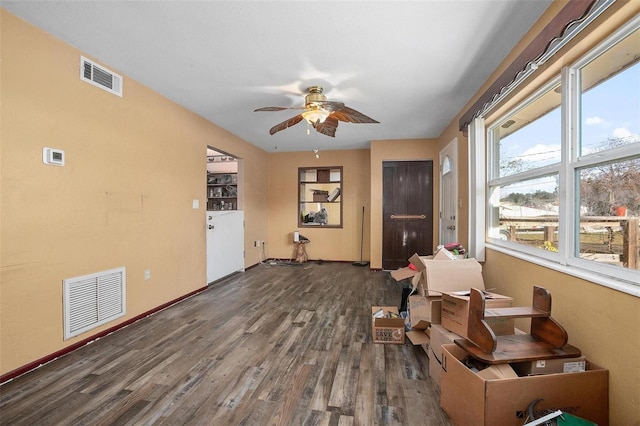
[206,210,244,283]
[439,139,458,245]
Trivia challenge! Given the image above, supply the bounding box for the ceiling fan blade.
[269,114,304,135]
[255,106,305,112]
[313,116,338,137]
[332,106,379,124]
[257,87,376,136]
[315,101,345,112]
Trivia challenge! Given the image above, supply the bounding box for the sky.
[499,60,640,196]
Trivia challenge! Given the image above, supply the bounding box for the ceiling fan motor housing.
[305,86,327,107]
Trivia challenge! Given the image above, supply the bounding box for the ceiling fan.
[254,86,378,137]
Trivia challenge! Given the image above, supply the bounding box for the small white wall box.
[43,147,65,166]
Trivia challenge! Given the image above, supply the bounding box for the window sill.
[485,242,640,298]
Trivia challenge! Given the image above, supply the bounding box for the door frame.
[439,138,458,245]
[206,146,244,284]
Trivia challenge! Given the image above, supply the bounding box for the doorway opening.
[206,147,244,284]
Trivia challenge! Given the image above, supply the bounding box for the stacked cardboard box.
[440,344,608,426]
[390,249,484,298]
[428,324,461,386]
[390,248,486,346]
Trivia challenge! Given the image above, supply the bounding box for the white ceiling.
[2,1,551,153]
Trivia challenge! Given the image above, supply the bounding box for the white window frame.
[486,77,563,266]
[475,16,640,297]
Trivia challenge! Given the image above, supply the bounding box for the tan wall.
[483,251,640,426]
[369,139,440,269]
[267,150,370,262]
[0,11,268,376]
[433,3,640,424]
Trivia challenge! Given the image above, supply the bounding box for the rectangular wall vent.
[63,267,126,340]
[80,56,123,97]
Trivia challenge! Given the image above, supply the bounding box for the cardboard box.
[391,251,485,299]
[440,344,609,426]
[512,356,587,376]
[428,324,461,386]
[407,295,442,327]
[416,256,484,297]
[406,328,430,345]
[441,290,514,337]
[405,295,442,345]
[476,363,519,380]
[371,306,405,344]
[389,248,455,283]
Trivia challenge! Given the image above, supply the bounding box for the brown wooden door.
[382,161,433,270]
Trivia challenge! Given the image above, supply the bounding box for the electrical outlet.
[254,240,260,247]
[144,269,151,280]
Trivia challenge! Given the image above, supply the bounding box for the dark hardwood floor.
[0,261,452,425]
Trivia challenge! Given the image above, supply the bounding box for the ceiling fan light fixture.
[301,107,330,124]
[255,85,377,137]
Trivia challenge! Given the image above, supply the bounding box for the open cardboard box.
[405,295,442,345]
[390,249,484,298]
[371,306,405,344]
[441,290,514,337]
[440,344,609,426]
[389,247,454,282]
[407,294,442,327]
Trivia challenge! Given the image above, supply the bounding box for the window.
[484,17,640,291]
[488,79,562,258]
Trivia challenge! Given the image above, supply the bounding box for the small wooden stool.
[295,241,309,262]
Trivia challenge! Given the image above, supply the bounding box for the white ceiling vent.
[80,56,123,97]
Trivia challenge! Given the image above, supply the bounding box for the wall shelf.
[207,172,237,210]
[298,167,342,228]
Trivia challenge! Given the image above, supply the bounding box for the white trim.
[489,165,561,188]
[486,243,640,298]
[439,138,458,246]
[570,13,640,70]
[468,118,485,262]
[558,66,575,266]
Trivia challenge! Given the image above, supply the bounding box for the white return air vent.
[63,267,126,340]
[80,56,123,97]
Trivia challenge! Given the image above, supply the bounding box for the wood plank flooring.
[0,261,452,425]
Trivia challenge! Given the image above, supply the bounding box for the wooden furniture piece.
[455,285,581,364]
[294,241,309,263]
